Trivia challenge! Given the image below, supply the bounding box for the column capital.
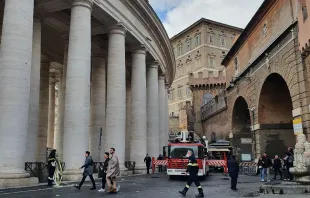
[132,45,147,55]
[108,23,127,36]
[149,60,159,69]
[72,0,93,10]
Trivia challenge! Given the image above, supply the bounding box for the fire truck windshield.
[169,145,203,159]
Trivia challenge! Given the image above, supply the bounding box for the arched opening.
[258,73,295,157]
[232,96,252,159]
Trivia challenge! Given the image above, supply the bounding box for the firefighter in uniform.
[179,150,204,197]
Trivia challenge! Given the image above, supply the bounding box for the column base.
[0,173,38,189]
[62,169,83,181]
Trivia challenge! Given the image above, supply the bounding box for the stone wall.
[202,109,229,141]
[169,116,180,133]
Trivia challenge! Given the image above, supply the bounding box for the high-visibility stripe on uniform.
[48,158,55,161]
[185,185,190,188]
[197,186,202,188]
[188,163,198,166]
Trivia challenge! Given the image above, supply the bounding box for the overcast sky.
[149,0,264,38]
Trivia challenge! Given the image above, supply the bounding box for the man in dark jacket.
[228,155,239,190]
[47,149,57,186]
[144,154,152,174]
[157,154,164,172]
[262,153,272,182]
[98,152,110,192]
[75,151,96,190]
[273,155,282,180]
[179,150,204,197]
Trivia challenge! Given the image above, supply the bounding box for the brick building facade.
[200,0,310,160]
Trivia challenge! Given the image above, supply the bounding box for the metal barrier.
[125,161,136,174]
[25,162,65,183]
[239,163,257,176]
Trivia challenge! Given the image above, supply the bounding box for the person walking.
[228,155,239,191]
[257,157,264,182]
[106,148,120,193]
[144,154,152,174]
[178,150,204,197]
[47,149,57,186]
[284,150,294,180]
[98,152,110,192]
[74,151,96,190]
[157,154,164,172]
[262,153,272,182]
[273,155,282,180]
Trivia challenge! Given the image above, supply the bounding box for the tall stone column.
[0,0,38,188]
[130,46,147,169]
[47,79,56,148]
[25,18,41,162]
[36,59,50,162]
[158,75,166,154]
[105,23,127,170]
[147,62,160,158]
[54,43,68,160]
[89,53,106,162]
[125,86,131,161]
[165,83,170,146]
[63,0,93,180]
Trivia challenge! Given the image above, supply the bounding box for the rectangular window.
[209,34,214,44]
[234,57,239,70]
[178,88,182,98]
[195,34,201,46]
[221,37,226,46]
[186,39,191,52]
[186,87,191,96]
[178,43,183,56]
[208,56,216,67]
[302,6,308,22]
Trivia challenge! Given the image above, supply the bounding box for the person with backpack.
[284,149,294,181]
[74,151,96,190]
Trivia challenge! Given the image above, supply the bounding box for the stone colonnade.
[0,0,170,186]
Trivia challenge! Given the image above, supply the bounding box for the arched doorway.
[257,73,295,157]
[232,96,252,159]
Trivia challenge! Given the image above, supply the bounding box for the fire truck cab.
[166,131,209,179]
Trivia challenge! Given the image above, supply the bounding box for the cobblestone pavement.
[0,173,309,198]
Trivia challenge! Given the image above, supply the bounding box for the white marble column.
[47,79,56,148]
[165,83,170,146]
[105,23,127,170]
[53,43,68,160]
[63,0,93,180]
[125,86,131,161]
[89,53,106,162]
[147,62,160,158]
[36,59,50,162]
[130,46,147,168]
[158,75,166,154]
[25,18,41,162]
[0,0,37,186]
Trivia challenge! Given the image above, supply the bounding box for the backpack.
[288,155,294,164]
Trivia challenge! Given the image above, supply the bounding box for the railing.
[25,162,65,183]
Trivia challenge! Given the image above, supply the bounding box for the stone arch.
[257,73,295,157]
[231,96,252,158]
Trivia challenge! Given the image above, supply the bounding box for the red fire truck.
[166,131,209,179]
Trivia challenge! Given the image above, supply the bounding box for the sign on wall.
[241,138,252,144]
[293,117,303,135]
